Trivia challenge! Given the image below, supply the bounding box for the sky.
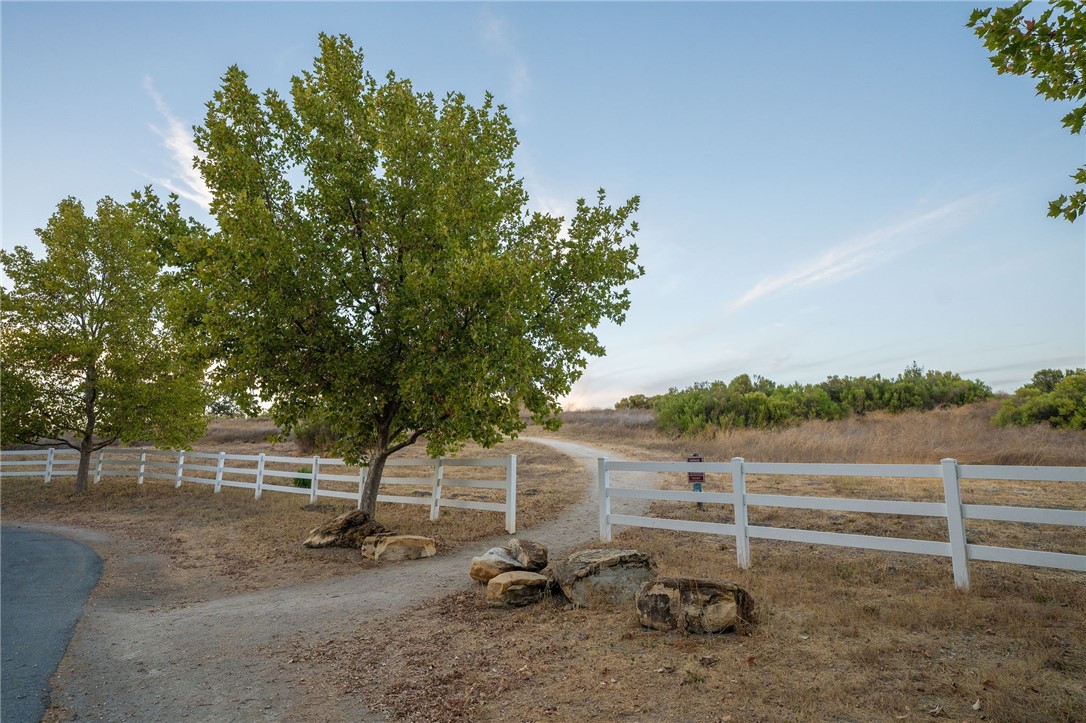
[2,1,1084,409]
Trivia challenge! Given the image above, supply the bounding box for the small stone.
[486,571,550,607]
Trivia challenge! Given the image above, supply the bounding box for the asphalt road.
[2,526,102,723]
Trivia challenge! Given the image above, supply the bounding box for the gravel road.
[41,437,654,722]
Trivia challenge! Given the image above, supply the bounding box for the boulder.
[469,547,522,582]
[552,549,657,608]
[361,534,437,562]
[508,539,548,571]
[486,571,550,608]
[303,510,390,548]
[636,577,756,634]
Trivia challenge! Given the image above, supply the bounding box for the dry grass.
[296,535,1085,722]
[285,405,1086,722]
[546,401,1085,466]
[0,420,584,602]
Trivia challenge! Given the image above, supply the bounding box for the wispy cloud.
[729,196,981,312]
[479,8,530,105]
[143,76,212,211]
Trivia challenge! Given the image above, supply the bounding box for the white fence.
[597,457,1086,590]
[1,447,517,533]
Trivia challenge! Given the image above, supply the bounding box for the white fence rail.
[597,457,1086,590]
[1,447,517,533]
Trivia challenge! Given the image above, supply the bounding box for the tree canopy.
[184,34,642,514]
[1,191,208,492]
[969,0,1086,221]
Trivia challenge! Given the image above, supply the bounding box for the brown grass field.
[3,405,1084,721]
[308,404,1085,722]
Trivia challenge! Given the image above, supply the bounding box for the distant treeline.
[618,365,1086,434]
[616,364,994,434]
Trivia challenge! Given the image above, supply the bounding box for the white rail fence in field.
[597,457,1086,590]
[1,447,517,533]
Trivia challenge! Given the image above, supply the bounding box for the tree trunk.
[75,435,94,494]
[76,363,98,494]
[359,449,389,517]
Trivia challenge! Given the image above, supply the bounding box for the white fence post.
[429,457,445,522]
[214,451,225,493]
[44,448,55,485]
[310,455,320,504]
[941,458,971,590]
[93,449,105,484]
[137,447,147,485]
[174,451,185,488]
[732,457,751,569]
[255,452,265,499]
[505,454,517,534]
[598,458,612,543]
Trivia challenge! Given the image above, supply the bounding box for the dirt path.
[42,437,653,722]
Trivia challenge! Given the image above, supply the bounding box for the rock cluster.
[302,510,436,562]
[303,510,390,548]
[470,543,755,634]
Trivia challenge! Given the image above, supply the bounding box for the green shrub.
[293,419,339,455]
[293,465,312,489]
[993,369,1086,429]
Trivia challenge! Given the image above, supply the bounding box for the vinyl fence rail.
[597,457,1086,590]
[1,447,517,533]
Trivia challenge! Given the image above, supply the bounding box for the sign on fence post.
[687,453,704,509]
[94,449,105,485]
[310,455,320,504]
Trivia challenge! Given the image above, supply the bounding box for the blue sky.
[3,2,1083,408]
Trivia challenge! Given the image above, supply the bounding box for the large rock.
[486,571,550,608]
[361,534,437,562]
[508,539,548,571]
[636,577,756,634]
[469,547,522,582]
[552,549,657,608]
[303,510,390,548]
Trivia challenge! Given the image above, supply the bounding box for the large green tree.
[969,0,1086,221]
[1,191,209,492]
[185,34,642,515]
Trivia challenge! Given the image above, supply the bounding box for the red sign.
[687,454,704,483]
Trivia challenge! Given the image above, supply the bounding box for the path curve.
[44,437,654,722]
[1,526,103,723]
